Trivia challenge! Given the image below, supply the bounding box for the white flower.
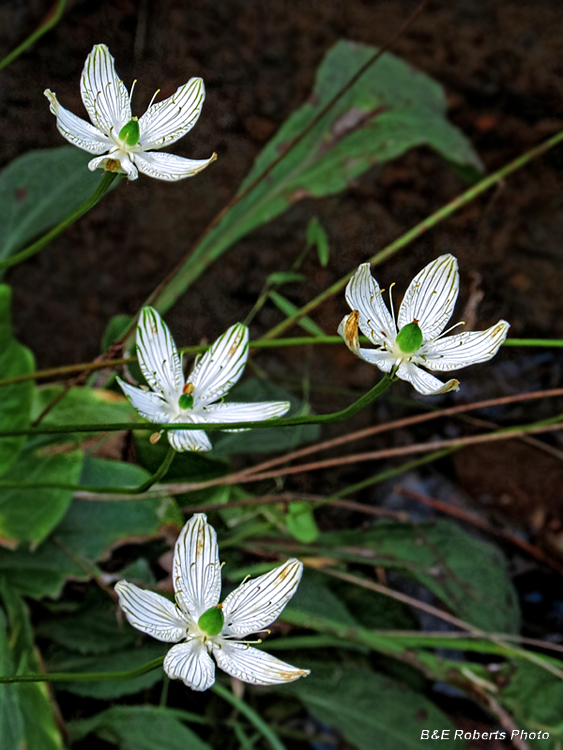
[44,43,215,181]
[117,307,290,452]
[338,254,510,396]
[115,514,310,691]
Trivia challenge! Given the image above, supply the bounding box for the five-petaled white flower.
[338,254,510,396]
[115,514,310,691]
[44,43,215,182]
[117,307,290,452]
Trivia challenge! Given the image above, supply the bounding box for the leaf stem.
[212,682,286,750]
[0,171,117,270]
[0,656,164,684]
[0,375,392,439]
[0,0,68,72]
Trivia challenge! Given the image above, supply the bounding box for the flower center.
[178,393,193,410]
[395,320,423,353]
[118,117,140,147]
[198,605,224,636]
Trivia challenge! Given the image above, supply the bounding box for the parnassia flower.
[115,514,310,691]
[44,43,215,181]
[117,307,290,452]
[338,254,510,396]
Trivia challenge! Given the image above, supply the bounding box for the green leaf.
[0,474,181,598]
[0,147,110,264]
[501,661,563,748]
[134,429,230,482]
[0,285,34,478]
[212,377,320,456]
[152,39,481,313]
[283,661,463,750]
[36,588,135,655]
[47,643,168,699]
[289,572,358,627]
[267,271,306,285]
[0,447,83,547]
[268,290,325,336]
[285,502,320,543]
[69,706,211,750]
[315,520,520,632]
[31,385,137,445]
[0,584,63,750]
[0,608,25,750]
[306,217,330,267]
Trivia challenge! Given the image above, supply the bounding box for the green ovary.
[198,606,225,636]
[178,393,194,410]
[396,321,423,354]
[118,117,140,146]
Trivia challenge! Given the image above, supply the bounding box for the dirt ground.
[1,0,563,744]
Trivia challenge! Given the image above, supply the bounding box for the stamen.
[148,88,161,109]
[434,320,465,341]
[129,78,138,103]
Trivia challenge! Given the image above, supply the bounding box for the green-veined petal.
[344,263,396,344]
[398,254,459,340]
[80,43,131,135]
[116,377,170,422]
[138,78,206,150]
[202,400,290,432]
[173,513,221,621]
[214,642,309,685]
[44,89,110,154]
[422,320,510,371]
[221,559,303,637]
[188,323,249,408]
[115,581,186,642]
[397,362,459,395]
[134,150,216,182]
[164,640,215,691]
[136,307,184,398]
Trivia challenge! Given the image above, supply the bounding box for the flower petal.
[136,307,184,399]
[87,152,139,180]
[344,263,396,345]
[221,559,303,637]
[202,400,290,432]
[421,320,510,371]
[80,44,131,135]
[188,323,249,407]
[338,313,396,373]
[138,78,206,150]
[398,255,459,340]
[168,427,213,453]
[173,514,221,621]
[44,90,110,154]
[115,377,170,423]
[214,642,309,686]
[397,362,459,396]
[164,640,215,691]
[134,150,216,182]
[115,581,186,642]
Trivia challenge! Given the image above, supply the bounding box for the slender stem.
[262,129,563,340]
[0,656,164,684]
[0,445,176,494]
[0,171,117,270]
[0,335,558,390]
[0,375,392,438]
[0,0,67,72]
[212,683,286,750]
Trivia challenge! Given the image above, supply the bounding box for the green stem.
[212,683,286,750]
[0,0,67,72]
[0,336,559,389]
[0,171,117,270]
[262,129,563,340]
[0,444,176,494]
[0,375,392,439]
[0,656,164,684]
